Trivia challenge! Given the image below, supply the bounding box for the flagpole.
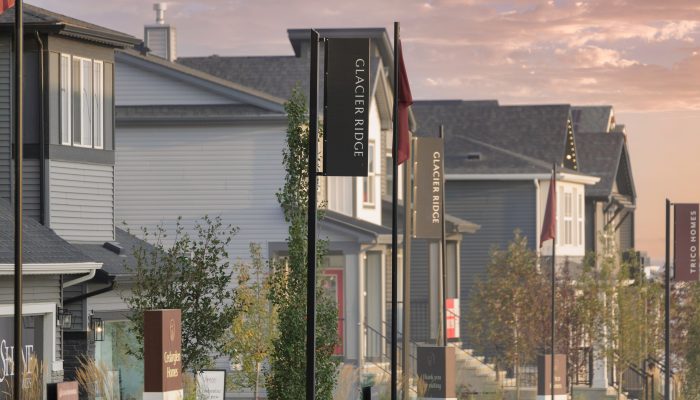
[13,1,24,399]
[664,198,671,400]
[401,141,412,400]
[439,125,447,347]
[551,162,556,400]
[391,20,400,400]
[306,28,319,400]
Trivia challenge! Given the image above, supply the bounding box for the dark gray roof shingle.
[413,100,573,172]
[571,106,613,133]
[74,228,152,277]
[576,131,626,198]
[116,104,281,121]
[0,199,92,264]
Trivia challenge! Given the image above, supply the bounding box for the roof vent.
[103,241,124,255]
[466,152,482,161]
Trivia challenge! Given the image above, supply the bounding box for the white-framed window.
[564,191,573,245]
[93,60,104,149]
[362,141,376,206]
[60,54,104,149]
[60,54,71,145]
[577,192,584,246]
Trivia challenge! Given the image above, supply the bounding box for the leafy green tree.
[225,243,278,399]
[468,231,549,400]
[266,88,339,400]
[123,216,240,371]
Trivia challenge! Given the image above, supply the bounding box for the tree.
[225,243,278,399]
[468,231,549,400]
[265,88,339,400]
[123,216,240,372]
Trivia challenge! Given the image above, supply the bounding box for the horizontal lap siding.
[445,180,536,343]
[23,158,41,221]
[115,61,234,106]
[49,161,115,242]
[115,125,288,261]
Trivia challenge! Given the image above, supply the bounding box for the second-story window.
[60,54,105,149]
[363,141,375,206]
[564,191,573,245]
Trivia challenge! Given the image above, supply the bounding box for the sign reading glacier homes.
[323,38,371,177]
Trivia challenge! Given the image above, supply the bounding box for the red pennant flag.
[0,0,15,14]
[540,170,556,248]
[397,40,413,165]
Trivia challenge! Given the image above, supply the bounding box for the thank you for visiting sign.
[413,137,445,239]
[196,370,226,400]
[675,203,700,282]
[323,38,371,177]
[537,354,567,399]
[144,309,182,397]
[417,346,456,400]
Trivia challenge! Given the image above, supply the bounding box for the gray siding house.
[0,4,145,392]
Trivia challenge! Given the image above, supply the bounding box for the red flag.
[540,170,556,248]
[0,0,15,14]
[397,40,412,165]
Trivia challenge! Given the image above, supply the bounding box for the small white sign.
[196,370,226,400]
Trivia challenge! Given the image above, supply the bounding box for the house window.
[363,141,376,206]
[60,54,105,149]
[564,191,573,245]
[446,241,459,299]
[364,251,383,359]
[60,54,71,145]
[577,192,584,246]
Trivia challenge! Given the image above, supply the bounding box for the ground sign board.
[675,203,699,282]
[537,354,567,400]
[196,370,226,400]
[323,38,371,177]
[144,309,182,399]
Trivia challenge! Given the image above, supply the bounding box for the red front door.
[320,269,344,356]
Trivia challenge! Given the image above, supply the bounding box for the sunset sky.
[32,0,700,262]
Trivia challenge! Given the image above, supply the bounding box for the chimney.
[144,2,177,61]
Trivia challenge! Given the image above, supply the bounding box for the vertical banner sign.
[323,38,371,177]
[537,354,567,400]
[445,298,460,340]
[674,203,700,282]
[416,346,456,400]
[144,309,183,399]
[413,137,444,239]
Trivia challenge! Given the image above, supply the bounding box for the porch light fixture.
[89,311,105,342]
[56,307,73,329]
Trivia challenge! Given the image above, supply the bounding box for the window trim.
[93,60,104,150]
[76,57,93,149]
[362,140,376,207]
[60,54,105,150]
[59,54,72,145]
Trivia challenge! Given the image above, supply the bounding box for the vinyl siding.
[618,211,634,252]
[115,61,235,106]
[410,239,432,343]
[49,160,115,243]
[0,275,62,363]
[0,37,10,200]
[445,180,536,342]
[23,158,41,221]
[115,124,288,261]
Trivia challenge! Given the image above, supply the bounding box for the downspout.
[62,269,96,289]
[35,32,46,225]
[63,277,115,304]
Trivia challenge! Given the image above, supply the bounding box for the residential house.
[0,4,144,393]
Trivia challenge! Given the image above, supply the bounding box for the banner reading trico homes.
[413,137,445,239]
[323,38,371,177]
[675,203,700,282]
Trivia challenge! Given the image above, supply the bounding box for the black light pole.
[439,125,447,346]
[551,163,556,400]
[664,198,671,400]
[13,1,23,399]
[306,28,320,400]
[391,20,401,400]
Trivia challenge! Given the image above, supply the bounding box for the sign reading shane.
[323,38,371,177]
[675,203,700,282]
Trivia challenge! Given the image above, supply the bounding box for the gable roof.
[571,106,614,133]
[0,4,139,47]
[413,100,575,169]
[0,199,93,266]
[576,131,635,200]
[74,228,152,278]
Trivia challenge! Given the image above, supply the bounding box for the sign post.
[416,346,456,400]
[537,354,567,400]
[143,309,182,400]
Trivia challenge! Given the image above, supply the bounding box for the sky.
[31,0,700,262]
